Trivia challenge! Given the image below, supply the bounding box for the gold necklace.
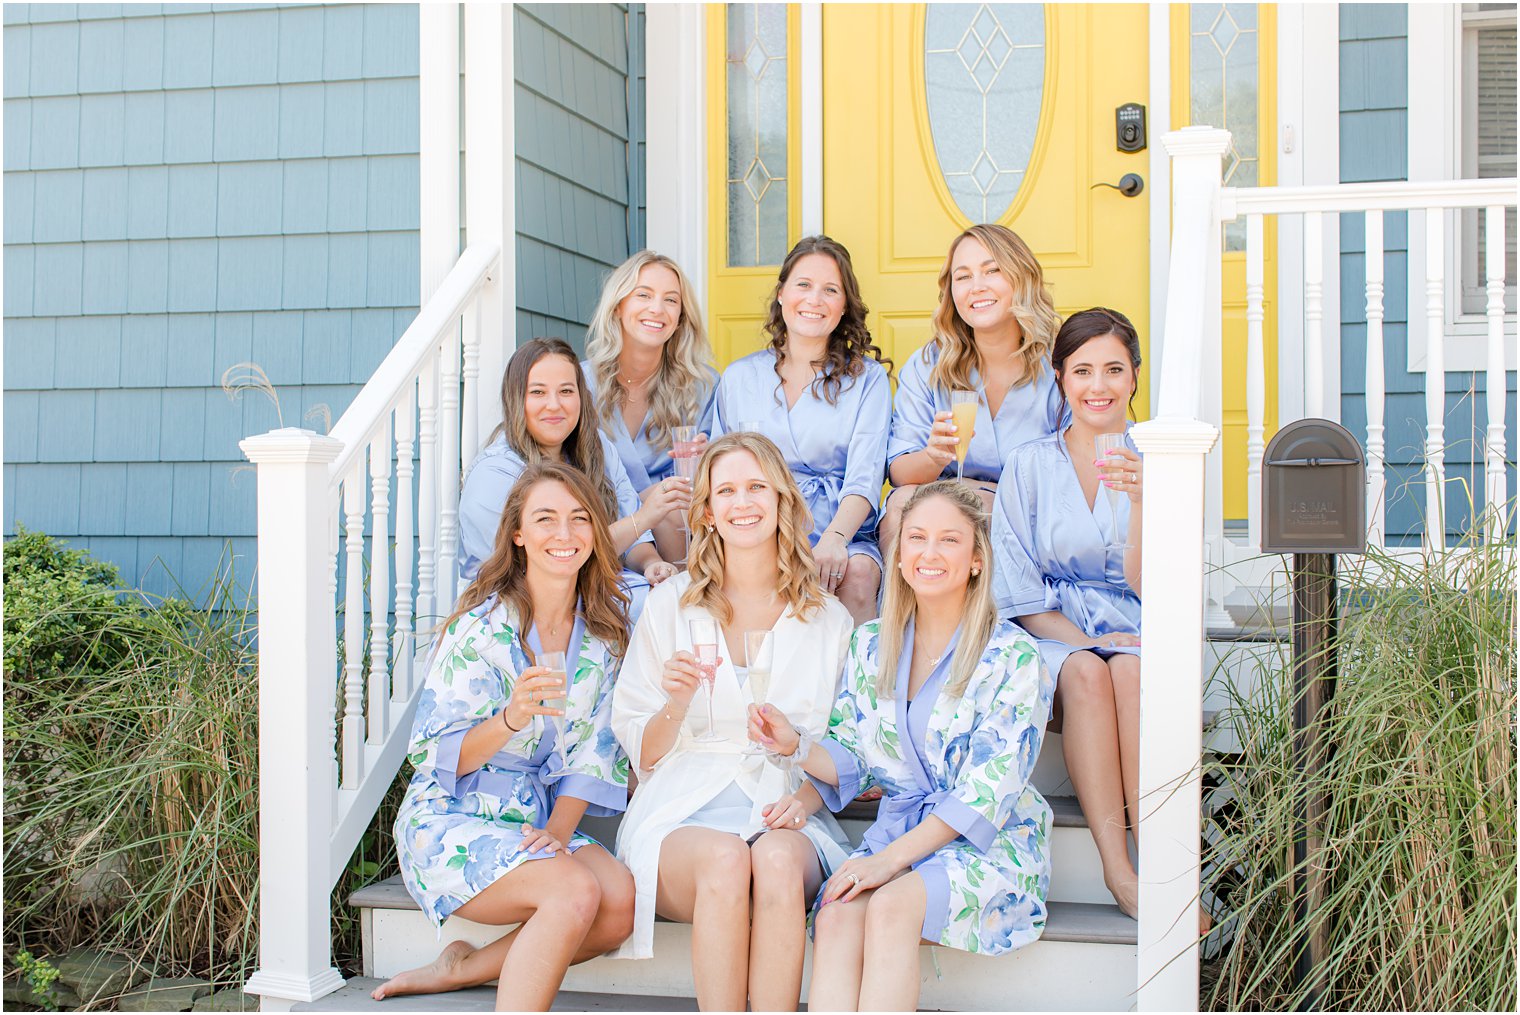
[617,363,659,388]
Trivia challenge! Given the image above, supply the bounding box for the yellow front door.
[706,3,1153,420]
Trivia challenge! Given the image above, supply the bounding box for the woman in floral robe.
[373,463,636,1012]
[752,481,1055,1011]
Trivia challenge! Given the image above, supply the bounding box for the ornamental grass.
[1203,527,1516,1011]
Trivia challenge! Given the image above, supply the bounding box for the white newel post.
[241,429,346,1012]
[1133,126,1228,1012]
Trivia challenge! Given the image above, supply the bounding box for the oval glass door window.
[924,4,1045,224]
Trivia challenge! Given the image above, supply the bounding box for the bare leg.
[655,828,752,1011]
[1108,654,1142,847]
[1058,651,1139,918]
[857,874,929,1011]
[371,853,600,1010]
[806,892,872,1011]
[568,843,637,957]
[836,555,883,627]
[747,830,824,1011]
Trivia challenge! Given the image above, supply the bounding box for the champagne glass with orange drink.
[950,390,978,483]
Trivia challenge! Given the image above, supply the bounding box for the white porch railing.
[1135,126,1515,1011]
[240,243,501,1010]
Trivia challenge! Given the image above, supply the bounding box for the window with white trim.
[1460,3,1516,315]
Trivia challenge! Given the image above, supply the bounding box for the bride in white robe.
[611,431,851,1011]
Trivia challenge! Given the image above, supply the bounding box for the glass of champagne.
[741,629,776,756]
[1094,432,1132,551]
[688,617,724,743]
[733,420,762,435]
[950,390,978,483]
[536,651,569,770]
[670,425,701,564]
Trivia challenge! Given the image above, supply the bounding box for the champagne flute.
[950,390,978,483]
[741,629,776,756]
[1094,432,1133,551]
[536,651,569,771]
[670,425,701,565]
[688,617,724,743]
[733,419,762,435]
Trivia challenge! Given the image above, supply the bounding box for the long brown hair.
[928,224,1058,394]
[487,338,617,518]
[761,235,892,406]
[442,462,631,660]
[585,251,715,453]
[876,481,997,699]
[681,432,826,626]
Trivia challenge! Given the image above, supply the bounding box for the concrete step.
[354,894,1137,1011]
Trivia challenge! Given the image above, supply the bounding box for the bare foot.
[371,940,474,1000]
[1105,876,1140,920]
[1199,906,1214,936]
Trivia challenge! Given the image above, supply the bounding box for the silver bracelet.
[766,726,815,774]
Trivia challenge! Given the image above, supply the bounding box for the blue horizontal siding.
[1336,4,1517,544]
[3,3,420,597]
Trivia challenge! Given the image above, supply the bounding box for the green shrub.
[1204,537,1516,1010]
[2,532,402,996]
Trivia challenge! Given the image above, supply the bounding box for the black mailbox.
[1262,419,1367,554]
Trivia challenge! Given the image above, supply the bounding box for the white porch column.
[645,3,707,306]
[464,2,515,447]
[241,429,345,1012]
[1132,418,1217,1014]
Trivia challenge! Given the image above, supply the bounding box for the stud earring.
[971,567,982,577]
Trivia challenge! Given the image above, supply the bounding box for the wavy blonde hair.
[875,481,997,699]
[442,462,631,661]
[585,251,715,453]
[927,224,1059,395]
[680,432,826,626]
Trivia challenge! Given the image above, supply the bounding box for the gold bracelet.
[663,703,688,723]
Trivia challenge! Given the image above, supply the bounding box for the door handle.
[1090,173,1144,198]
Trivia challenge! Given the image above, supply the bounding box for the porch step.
[293,982,698,1011]
[355,895,1137,1011]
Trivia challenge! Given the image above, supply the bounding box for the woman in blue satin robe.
[882,224,1064,548]
[712,235,892,626]
[990,308,1147,921]
[581,251,718,564]
[458,339,686,619]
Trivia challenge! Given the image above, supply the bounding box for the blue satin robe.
[990,428,1142,682]
[581,360,718,490]
[887,343,1065,485]
[712,350,891,565]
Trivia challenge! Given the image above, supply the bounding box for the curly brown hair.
[680,432,826,626]
[761,235,892,405]
[442,462,631,660]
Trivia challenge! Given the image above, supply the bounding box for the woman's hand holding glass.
[923,410,959,468]
[1095,444,1143,503]
[501,665,566,734]
[641,474,691,531]
[747,703,801,756]
[659,650,708,714]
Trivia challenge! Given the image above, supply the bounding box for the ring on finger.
[846,872,861,886]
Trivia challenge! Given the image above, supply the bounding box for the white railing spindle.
[367,426,392,744]
[1424,208,1448,548]
[1303,210,1325,419]
[438,322,463,612]
[393,389,417,701]
[1483,204,1509,540]
[1245,213,1266,548]
[461,299,482,470]
[340,461,367,789]
[416,356,439,636]
[1363,210,1387,545]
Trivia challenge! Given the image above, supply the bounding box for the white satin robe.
[609,573,853,959]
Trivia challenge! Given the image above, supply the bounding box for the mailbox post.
[1262,419,1366,1008]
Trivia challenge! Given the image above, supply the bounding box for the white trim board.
[644,3,708,308]
[1406,3,1518,374]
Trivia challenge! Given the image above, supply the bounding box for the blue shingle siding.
[3,3,420,595]
[513,3,643,352]
[1337,4,1517,544]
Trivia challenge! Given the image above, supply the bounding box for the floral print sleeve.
[809,622,880,811]
[932,631,1049,851]
[550,633,630,815]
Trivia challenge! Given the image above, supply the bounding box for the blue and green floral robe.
[394,596,629,928]
[810,617,1055,955]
